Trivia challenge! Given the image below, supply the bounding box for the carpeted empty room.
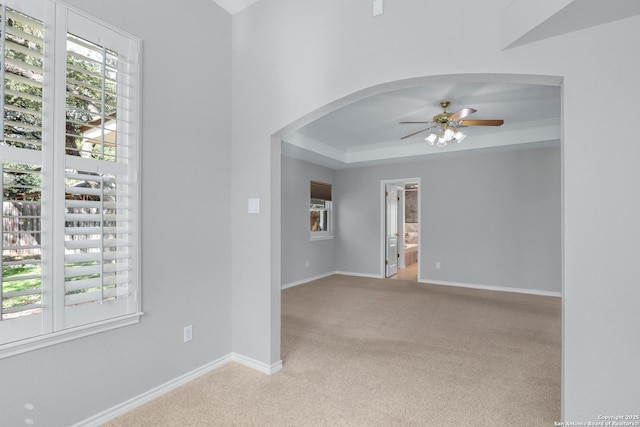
[108,274,561,426]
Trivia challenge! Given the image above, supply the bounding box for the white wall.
[0,1,233,425]
[421,146,561,293]
[232,0,640,421]
[281,156,336,286]
[333,146,561,294]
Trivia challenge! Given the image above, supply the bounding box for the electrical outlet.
[305,260,309,268]
[436,262,441,269]
[183,325,193,343]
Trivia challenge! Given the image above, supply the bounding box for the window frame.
[310,181,333,241]
[0,0,142,359]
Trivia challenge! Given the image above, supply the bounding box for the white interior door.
[386,184,399,277]
[398,188,406,269]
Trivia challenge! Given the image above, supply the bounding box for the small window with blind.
[310,181,333,240]
[1,0,141,358]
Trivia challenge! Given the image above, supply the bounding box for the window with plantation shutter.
[61,12,138,328]
[0,0,141,357]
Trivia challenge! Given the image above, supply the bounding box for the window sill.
[0,312,144,360]
[310,234,334,241]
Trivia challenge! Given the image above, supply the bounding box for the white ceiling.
[281,81,561,169]
[210,1,563,169]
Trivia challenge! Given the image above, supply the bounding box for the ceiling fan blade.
[458,119,504,127]
[399,121,430,124]
[449,107,477,121]
[400,127,430,140]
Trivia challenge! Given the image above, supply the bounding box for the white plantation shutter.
[61,10,139,328]
[0,3,46,344]
[64,171,135,327]
[1,0,140,355]
[0,5,44,150]
[63,171,133,323]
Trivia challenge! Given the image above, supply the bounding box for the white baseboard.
[420,279,561,297]
[334,271,383,279]
[282,272,559,297]
[232,352,283,375]
[73,352,282,427]
[282,271,384,289]
[73,353,233,427]
[281,272,335,289]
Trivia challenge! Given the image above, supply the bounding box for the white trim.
[283,272,384,290]
[309,234,334,241]
[282,272,335,289]
[231,353,283,375]
[282,272,560,297]
[54,0,143,43]
[334,271,383,279]
[72,353,233,427]
[72,352,282,426]
[420,279,562,297]
[0,313,143,360]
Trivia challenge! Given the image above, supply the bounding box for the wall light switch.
[373,0,383,16]
[248,198,260,214]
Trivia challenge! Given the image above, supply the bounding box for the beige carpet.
[107,275,561,426]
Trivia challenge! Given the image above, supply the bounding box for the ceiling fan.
[400,100,504,146]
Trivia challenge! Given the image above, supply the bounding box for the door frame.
[380,177,421,279]
[385,183,400,277]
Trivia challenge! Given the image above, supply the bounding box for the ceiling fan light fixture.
[400,100,503,147]
[443,128,454,141]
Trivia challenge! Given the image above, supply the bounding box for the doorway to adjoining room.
[384,179,419,281]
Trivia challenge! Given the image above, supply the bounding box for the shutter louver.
[64,171,131,308]
[1,6,44,150]
[65,33,123,162]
